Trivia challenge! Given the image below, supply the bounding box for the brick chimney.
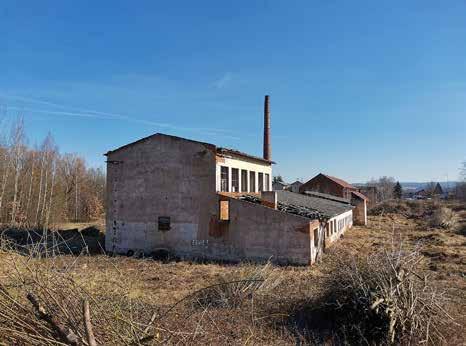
[263,95,271,161]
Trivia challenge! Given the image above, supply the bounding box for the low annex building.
[299,173,369,225]
[105,96,355,265]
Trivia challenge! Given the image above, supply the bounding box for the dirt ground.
[0,200,465,344]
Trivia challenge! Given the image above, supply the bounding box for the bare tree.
[368,176,396,202]
[9,117,26,224]
[0,116,105,227]
[457,161,466,201]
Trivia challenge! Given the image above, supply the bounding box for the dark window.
[158,216,171,231]
[241,170,248,192]
[265,173,270,191]
[220,166,229,192]
[313,228,318,247]
[249,171,256,192]
[231,168,239,192]
[258,173,264,192]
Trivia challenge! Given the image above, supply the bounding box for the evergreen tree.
[393,181,403,199]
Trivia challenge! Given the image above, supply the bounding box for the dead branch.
[27,292,78,345]
[83,299,97,346]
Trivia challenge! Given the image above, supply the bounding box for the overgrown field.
[0,200,464,345]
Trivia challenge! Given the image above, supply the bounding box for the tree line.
[0,117,105,228]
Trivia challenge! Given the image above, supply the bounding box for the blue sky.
[1,1,465,183]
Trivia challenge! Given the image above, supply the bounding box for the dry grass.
[430,207,460,230]
[0,200,464,345]
[323,243,454,344]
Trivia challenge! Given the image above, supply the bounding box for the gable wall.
[299,174,346,197]
[105,135,218,256]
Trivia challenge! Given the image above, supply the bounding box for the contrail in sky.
[6,102,242,140]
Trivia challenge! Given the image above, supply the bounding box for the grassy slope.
[0,201,465,344]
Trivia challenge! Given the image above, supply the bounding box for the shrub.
[369,200,410,216]
[320,244,454,344]
[430,207,459,230]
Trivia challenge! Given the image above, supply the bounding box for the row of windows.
[326,215,352,237]
[220,166,270,193]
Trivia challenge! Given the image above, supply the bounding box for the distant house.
[272,180,288,191]
[299,173,368,226]
[289,180,303,193]
[415,183,444,199]
[414,189,427,199]
[300,173,357,199]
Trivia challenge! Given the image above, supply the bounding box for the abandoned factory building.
[105,96,356,265]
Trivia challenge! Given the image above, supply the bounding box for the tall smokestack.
[263,95,271,161]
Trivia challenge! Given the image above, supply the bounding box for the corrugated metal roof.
[276,190,353,218]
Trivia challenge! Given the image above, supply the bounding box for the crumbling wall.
[206,196,317,265]
[351,198,367,226]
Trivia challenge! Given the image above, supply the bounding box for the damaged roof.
[276,190,353,219]
[217,147,274,165]
[239,194,323,220]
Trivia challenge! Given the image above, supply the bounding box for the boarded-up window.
[241,170,248,192]
[249,171,256,192]
[219,200,229,221]
[220,166,229,192]
[313,228,318,247]
[265,173,270,191]
[158,216,171,231]
[258,173,264,192]
[231,168,239,192]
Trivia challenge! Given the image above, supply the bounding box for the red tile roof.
[351,190,368,201]
[322,174,356,190]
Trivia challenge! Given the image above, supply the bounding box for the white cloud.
[212,72,233,89]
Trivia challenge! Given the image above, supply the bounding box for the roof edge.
[104,133,216,156]
[216,147,275,165]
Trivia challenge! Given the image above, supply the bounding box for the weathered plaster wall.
[207,196,317,265]
[351,198,367,226]
[105,134,218,257]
